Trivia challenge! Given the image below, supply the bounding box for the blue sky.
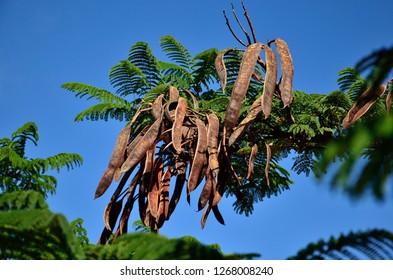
[1,0,393,259]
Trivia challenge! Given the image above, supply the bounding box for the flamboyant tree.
[62,4,392,245]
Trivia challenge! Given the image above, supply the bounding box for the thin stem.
[242,1,257,43]
[231,3,252,45]
[223,10,248,47]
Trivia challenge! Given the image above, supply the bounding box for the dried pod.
[228,95,263,147]
[156,167,172,228]
[95,125,131,199]
[265,142,272,186]
[247,143,258,179]
[183,89,199,109]
[215,48,233,93]
[212,168,227,207]
[152,94,164,120]
[167,173,186,220]
[275,38,294,107]
[224,43,262,130]
[188,118,208,193]
[342,84,387,129]
[172,97,188,153]
[201,203,212,229]
[103,199,123,231]
[207,113,220,177]
[164,101,178,122]
[198,167,214,211]
[261,44,278,119]
[212,205,225,225]
[147,156,163,219]
[126,125,150,155]
[121,116,162,173]
[169,86,179,102]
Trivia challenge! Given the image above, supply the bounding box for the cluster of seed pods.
[95,38,295,244]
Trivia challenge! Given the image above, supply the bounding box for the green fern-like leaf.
[0,191,84,259]
[192,48,219,93]
[62,82,129,106]
[74,103,133,122]
[158,60,192,89]
[356,46,393,87]
[109,60,149,97]
[160,35,192,70]
[128,42,161,87]
[288,229,393,260]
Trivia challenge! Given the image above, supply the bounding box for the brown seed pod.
[342,84,387,129]
[188,118,208,193]
[172,97,188,154]
[167,172,186,220]
[156,167,172,228]
[169,86,179,102]
[182,89,199,109]
[126,125,150,155]
[265,142,272,186]
[198,167,214,211]
[247,143,258,180]
[261,44,278,119]
[121,116,162,173]
[207,113,220,177]
[95,125,131,199]
[140,144,155,194]
[148,156,163,219]
[201,203,211,229]
[224,43,263,130]
[228,95,263,147]
[275,38,294,107]
[212,205,225,225]
[117,178,139,235]
[103,199,123,231]
[212,167,227,207]
[152,94,164,120]
[215,48,233,93]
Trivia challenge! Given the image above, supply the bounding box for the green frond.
[84,232,224,260]
[70,218,90,247]
[289,123,316,140]
[192,48,220,93]
[337,67,362,92]
[0,191,84,259]
[292,151,315,176]
[160,35,192,70]
[356,46,393,86]
[143,83,170,103]
[128,42,161,87]
[288,229,393,260]
[109,60,149,97]
[33,153,83,172]
[62,82,129,106]
[0,190,47,211]
[158,60,192,89]
[74,103,133,122]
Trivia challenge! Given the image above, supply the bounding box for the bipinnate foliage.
[0,122,83,196]
[318,46,393,199]
[289,229,393,260]
[0,190,84,259]
[63,4,392,254]
[63,29,387,240]
[1,190,247,260]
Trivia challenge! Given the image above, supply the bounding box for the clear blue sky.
[1,0,392,259]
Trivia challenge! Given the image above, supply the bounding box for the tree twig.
[223,10,248,47]
[231,3,252,45]
[242,1,257,43]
